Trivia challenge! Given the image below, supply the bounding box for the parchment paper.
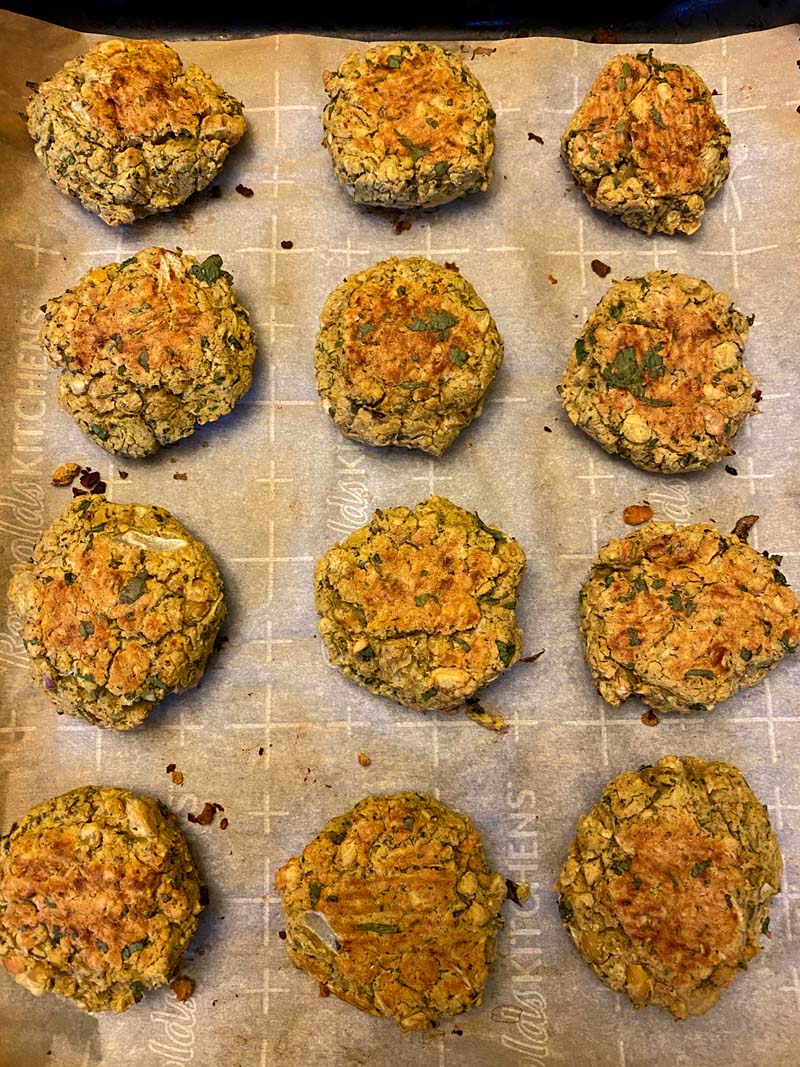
[1,11,799,1065]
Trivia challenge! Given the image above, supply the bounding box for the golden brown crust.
[314,496,525,714]
[322,43,495,209]
[40,248,256,457]
[555,756,782,1018]
[561,53,729,235]
[0,786,203,1013]
[276,792,508,1030]
[560,272,753,473]
[315,257,503,455]
[7,495,226,729]
[580,521,800,713]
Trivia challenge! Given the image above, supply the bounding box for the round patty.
[314,495,525,714]
[0,786,204,1013]
[275,791,509,1031]
[8,495,226,729]
[555,755,781,1019]
[27,38,246,226]
[40,247,256,458]
[315,257,503,455]
[580,521,800,714]
[322,42,495,209]
[561,52,729,235]
[559,272,754,473]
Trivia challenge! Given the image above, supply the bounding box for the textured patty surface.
[315,257,503,455]
[276,792,508,1030]
[580,521,800,714]
[561,52,729,235]
[555,756,781,1019]
[40,247,256,457]
[27,38,245,225]
[560,272,753,473]
[314,496,525,714]
[8,496,226,729]
[0,786,203,1013]
[322,42,495,209]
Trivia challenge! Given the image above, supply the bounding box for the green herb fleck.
[357,322,374,339]
[406,308,458,340]
[370,553,384,577]
[740,648,752,661]
[575,338,588,364]
[426,117,439,128]
[395,131,429,163]
[668,871,679,888]
[78,620,94,638]
[667,590,683,611]
[130,981,145,1003]
[357,647,375,662]
[724,893,733,910]
[601,343,671,405]
[474,513,505,541]
[89,424,109,441]
[415,593,435,607]
[773,568,789,586]
[762,916,770,934]
[449,345,469,366]
[650,106,667,129]
[386,54,402,68]
[309,882,322,908]
[95,939,109,953]
[496,640,515,667]
[780,632,797,653]
[557,897,573,924]
[685,669,715,680]
[190,254,224,285]
[610,855,632,874]
[138,348,149,370]
[355,922,400,934]
[627,628,641,647]
[434,161,449,178]
[404,816,414,830]
[652,578,666,589]
[119,571,149,605]
[452,636,471,652]
[421,688,437,701]
[690,859,711,878]
[121,937,149,960]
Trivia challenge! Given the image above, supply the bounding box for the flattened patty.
[560,272,754,473]
[315,257,503,455]
[322,42,495,209]
[40,247,256,457]
[555,755,781,1018]
[8,495,226,729]
[561,52,729,235]
[0,786,203,1013]
[314,496,525,715]
[275,792,509,1030]
[580,521,800,714]
[27,38,245,226]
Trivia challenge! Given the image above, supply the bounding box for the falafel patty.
[580,521,800,714]
[8,495,226,729]
[314,496,525,714]
[27,38,246,226]
[275,792,509,1030]
[315,257,503,455]
[561,52,729,235]
[0,786,204,1013]
[40,247,256,457]
[322,42,495,209]
[560,272,754,473]
[555,755,781,1019]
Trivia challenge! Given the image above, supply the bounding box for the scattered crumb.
[471,46,496,59]
[527,132,544,144]
[51,462,82,487]
[235,184,254,198]
[394,219,411,235]
[452,1028,463,1037]
[166,763,176,774]
[543,426,552,433]
[732,514,759,542]
[219,818,229,830]
[465,698,508,732]
[118,470,129,479]
[173,472,188,481]
[278,929,287,940]
[547,274,558,285]
[258,746,264,756]
[505,878,531,905]
[40,304,47,313]
[519,649,545,664]
[188,802,217,826]
[319,983,331,998]
[169,457,177,463]
[444,261,460,273]
[280,239,294,249]
[591,258,611,278]
[752,388,763,403]
[725,465,738,476]
[170,976,194,1002]
[711,88,720,96]
[623,502,653,525]
[641,709,660,727]
[357,751,372,767]
[201,441,210,448]
[591,27,618,43]
[171,770,184,786]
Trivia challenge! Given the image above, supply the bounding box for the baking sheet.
[1,11,800,1065]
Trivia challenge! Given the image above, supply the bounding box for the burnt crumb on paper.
[547,274,558,285]
[641,708,660,727]
[591,259,611,278]
[173,472,188,480]
[280,239,294,249]
[188,802,224,826]
[235,184,254,197]
[519,649,545,664]
[471,46,496,59]
[623,502,653,525]
[725,465,738,476]
[590,27,618,43]
[527,132,544,144]
[357,751,372,767]
[732,514,759,542]
[170,976,194,1002]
